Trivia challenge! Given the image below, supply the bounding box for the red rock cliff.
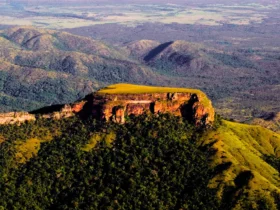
[72,91,215,127]
[0,84,215,127]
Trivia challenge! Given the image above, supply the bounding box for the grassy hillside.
[0,114,280,209]
[124,40,161,58]
[200,120,280,209]
[97,83,213,107]
[131,40,220,76]
[98,83,204,94]
[1,26,125,58]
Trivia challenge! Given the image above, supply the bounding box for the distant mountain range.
[0,26,279,124]
[0,26,163,111]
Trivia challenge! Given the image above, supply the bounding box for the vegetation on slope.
[127,40,280,122]
[98,83,204,94]
[199,120,280,209]
[0,114,280,209]
[0,114,218,210]
[97,83,213,108]
[0,27,161,112]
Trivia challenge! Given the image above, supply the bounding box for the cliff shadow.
[30,104,65,115]
[150,102,155,114]
[168,52,194,66]
[76,93,106,121]
[180,94,198,123]
[144,41,174,62]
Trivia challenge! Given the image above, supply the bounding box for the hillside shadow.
[30,104,65,115]
[144,41,173,62]
[260,112,276,121]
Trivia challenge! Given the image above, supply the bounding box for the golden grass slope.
[98,83,213,107]
[98,83,205,95]
[15,138,42,164]
[0,26,126,59]
[82,132,116,152]
[13,128,60,164]
[200,120,280,209]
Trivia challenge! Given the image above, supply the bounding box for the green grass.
[12,128,56,164]
[15,138,42,164]
[200,120,280,206]
[14,132,55,164]
[82,132,116,152]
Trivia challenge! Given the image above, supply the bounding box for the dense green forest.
[1,114,280,209]
[0,114,222,209]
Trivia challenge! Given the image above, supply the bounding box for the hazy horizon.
[1,0,279,5]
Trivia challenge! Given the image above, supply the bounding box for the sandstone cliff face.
[40,105,75,120]
[0,89,215,127]
[0,105,75,125]
[75,91,215,127]
[0,112,36,125]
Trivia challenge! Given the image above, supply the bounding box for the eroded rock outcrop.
[74,88,215,127]
[0,105,75,125]
[0,112,36,125]
[40,104,75,120]
[0,84,215,127]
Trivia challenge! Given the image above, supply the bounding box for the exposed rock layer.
[75,91,215,127]
[0,89,215,127]
[0,112,36,125]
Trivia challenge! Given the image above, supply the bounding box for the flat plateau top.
[98,83,203,95]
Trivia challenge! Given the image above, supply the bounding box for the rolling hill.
[201,120,280,209]
[0,27,164,112]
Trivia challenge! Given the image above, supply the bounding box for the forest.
[1,113,280,209]
[0,114,220,209]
